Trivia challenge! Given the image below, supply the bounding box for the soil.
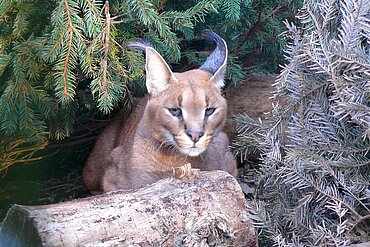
[222,73,277,195]
[224,73,276,142]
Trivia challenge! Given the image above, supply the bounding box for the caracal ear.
[199,31,228,89]
[145,47,177,95]
[209,49,227,89]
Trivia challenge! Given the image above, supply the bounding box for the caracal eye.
[205,107,216,116]
[168,107,182,117]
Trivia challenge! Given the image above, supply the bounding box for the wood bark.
[0,171,256,247]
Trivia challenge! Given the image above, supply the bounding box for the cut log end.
[172,162,200,180]
[0,171,256,247]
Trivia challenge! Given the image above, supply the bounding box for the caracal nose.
[186,129,205,143]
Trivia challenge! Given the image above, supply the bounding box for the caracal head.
[131,31,228,157]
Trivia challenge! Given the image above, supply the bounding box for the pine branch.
[222,0,242,23]
[100,1,110,111]
[234,0,370,244]
[233,5,284,52]
[160,1,217,38]
[0,139,48,171]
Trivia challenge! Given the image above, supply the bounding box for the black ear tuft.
[126,40,176,96]
[126,41,153,51]
[199,30,228,75]
[199,30,228,89]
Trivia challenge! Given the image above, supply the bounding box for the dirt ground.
[224,73,276,142]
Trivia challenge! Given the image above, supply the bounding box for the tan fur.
[83,45,237,193]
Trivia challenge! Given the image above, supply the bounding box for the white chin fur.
[179,147,206,157]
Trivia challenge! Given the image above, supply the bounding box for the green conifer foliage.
[233,0,370,245]
[0,0,219,168]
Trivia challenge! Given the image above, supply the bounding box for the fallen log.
[0,171,256,247]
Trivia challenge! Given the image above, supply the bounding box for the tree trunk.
[0,171,256,247]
